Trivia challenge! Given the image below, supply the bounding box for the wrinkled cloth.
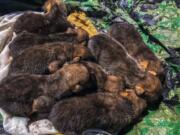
[0,12,22,52]
[0,108,59,135]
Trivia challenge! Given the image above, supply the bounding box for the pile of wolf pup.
[0,0,165,134]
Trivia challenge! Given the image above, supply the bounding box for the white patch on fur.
[0,108,31,135]
[29,119,59,135]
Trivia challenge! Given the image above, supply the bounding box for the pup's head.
[32,96,54,113]
[43,0,67,15]
[50,63,90,98]
[66,27,89,44]
[138,60,164,77]
[74,27,89,44]
[135,73,162,103]
[119,90,147,115]
[73,45,93,61]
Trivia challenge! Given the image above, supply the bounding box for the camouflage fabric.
[64,0,180,135]
[0,0,179,134]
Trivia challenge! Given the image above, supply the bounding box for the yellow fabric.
[67,12,98,37]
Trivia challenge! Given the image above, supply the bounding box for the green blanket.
[64,0,180,135]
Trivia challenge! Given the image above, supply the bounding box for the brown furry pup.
[88,34,162,103]
[13,0,71,35]
[49,90,146,135]
[0,62,120,118]
[88,34,145,87]
[0,63,92,117]
[108,22,164,77]
[8,43,93,75]
[31,62,108,121]
[9,28,89,58]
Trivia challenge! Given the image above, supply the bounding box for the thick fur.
[109,22,164,77]
[88,34,145,87]
[81,62,109,91]
[0,74,45,116]
[9,28,89,57]
[49,91,146,134]
[13,0,71,35]
[135,72,162,103]
[0,63,89,116]
[0,62,114,117]
[88,34,162,103]
[8,43,93,75]
[83,62,125,92]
